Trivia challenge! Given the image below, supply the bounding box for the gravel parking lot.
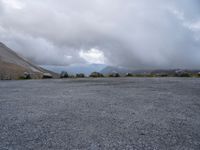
[0,78,200,149]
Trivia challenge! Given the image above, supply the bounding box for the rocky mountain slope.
[0,42,58,80]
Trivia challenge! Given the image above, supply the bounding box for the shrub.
[60,71,69,78]
[175,72,191,77]
[89,72,104,78]
[76,73,85,78]
[109,73,120,77]
[19,72,31,80]
[125,73,133,77]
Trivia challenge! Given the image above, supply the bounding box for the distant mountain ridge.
[41,64,107,75]
[100,66,200,76]
[100,66,133,75]
[0,42,58,79]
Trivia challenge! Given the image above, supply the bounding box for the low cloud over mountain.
[0,0,200,69]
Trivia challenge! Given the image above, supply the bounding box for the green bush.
[60,71,69,78]
[109,73,120,77]
[125,73,133,77]
[76,73,85,78]
[90,72,104,78]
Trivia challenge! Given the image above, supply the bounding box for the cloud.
[79,48,106,64]
[0,0,200,69]
[2,0,25,10]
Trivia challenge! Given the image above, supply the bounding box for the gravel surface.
[0,78,200,150]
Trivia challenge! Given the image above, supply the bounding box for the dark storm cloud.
[0,0,200,69]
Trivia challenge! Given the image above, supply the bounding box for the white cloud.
[2,0,25,9]
[79,48,106,64]
[187,21,200,31]
[64,55,72,60]
[168,7,185,21]
[168,6,200,42]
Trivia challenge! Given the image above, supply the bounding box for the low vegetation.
[1,70,200,80]
[76,73,85,78]
[125,73,133,77]
[108,72,120,77]
[89,72,104,78]
[60,71,69,78]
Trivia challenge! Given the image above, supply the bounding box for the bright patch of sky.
[2,0,25,9]
[79,48,106,64]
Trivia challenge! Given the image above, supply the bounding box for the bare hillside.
[0,42,58,79]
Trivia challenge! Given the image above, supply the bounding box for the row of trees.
[60,71,85,78]
[60,71,119,78]
[4,70,199,80]
[59,71,200,79]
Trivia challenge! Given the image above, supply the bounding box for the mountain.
[100,66,134,75]
[41,64,107,76]
[0,42,58,80]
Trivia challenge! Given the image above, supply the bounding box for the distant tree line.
[1,70,200,80]
[57,70,200,79]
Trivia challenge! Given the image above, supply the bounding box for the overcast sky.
[0,0,200,69]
